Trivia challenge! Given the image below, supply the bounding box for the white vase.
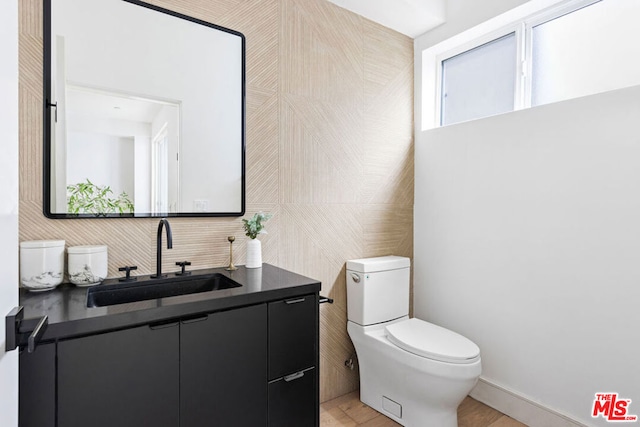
[246,239,262,268]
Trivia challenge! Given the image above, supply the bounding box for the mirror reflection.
[44,0,245,217]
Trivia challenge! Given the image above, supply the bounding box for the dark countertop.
[19,264,321,343]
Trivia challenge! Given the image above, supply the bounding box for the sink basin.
[86,273,242,307]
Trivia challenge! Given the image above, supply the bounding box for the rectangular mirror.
[44,0,245,218]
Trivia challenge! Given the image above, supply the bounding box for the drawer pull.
[181,315,208,324]
[285,298,305,305]
[284,371,305,382]
[150,321,179,330]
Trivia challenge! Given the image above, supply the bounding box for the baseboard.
[469,377,589,427]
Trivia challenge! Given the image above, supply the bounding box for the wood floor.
[320,391,527,427]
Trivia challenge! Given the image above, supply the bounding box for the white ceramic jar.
[67,245,108,286]
[20,240,65,291]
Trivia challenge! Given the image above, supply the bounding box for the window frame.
[432,0,602,128]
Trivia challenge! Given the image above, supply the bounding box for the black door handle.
[5,306,23,352]
[5,306,49,353]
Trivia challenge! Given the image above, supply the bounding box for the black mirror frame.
[42,0,246,219]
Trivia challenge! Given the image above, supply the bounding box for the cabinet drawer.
[268,295,317,380]
[268,367,317,427]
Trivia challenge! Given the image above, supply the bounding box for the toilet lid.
[385,318,480,364]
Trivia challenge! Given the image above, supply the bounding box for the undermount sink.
[86,273,242,308]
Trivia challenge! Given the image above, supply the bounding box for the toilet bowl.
[346,256,481,427]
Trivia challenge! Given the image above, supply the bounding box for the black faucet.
[151,218,173,278]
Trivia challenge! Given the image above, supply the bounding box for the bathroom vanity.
[16,264,321,427]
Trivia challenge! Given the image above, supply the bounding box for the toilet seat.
[385,318,480,364]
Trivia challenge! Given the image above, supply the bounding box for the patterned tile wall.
[18,0,413,402]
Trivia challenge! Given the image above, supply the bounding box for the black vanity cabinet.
[180,304,268,427]
[57,323,180,427]
[19,291,319,427]
[268,295,319,427]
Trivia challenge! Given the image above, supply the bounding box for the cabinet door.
[58,323,179,427]
[181,304,267,427]
[268,367,316,427]
[268,295,317,380]
[19,343,55,427]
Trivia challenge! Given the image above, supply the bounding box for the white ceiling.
[327,0,446,38]
[66,86,165,123]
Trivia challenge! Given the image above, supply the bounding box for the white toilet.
[346,256,481,427]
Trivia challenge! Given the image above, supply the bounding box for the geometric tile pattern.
[277,0,414,401]
[18,0,413,403]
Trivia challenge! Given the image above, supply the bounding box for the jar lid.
[68,245,107,254]
[20,240,65,249]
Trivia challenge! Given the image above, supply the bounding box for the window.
[433,0,640,127]
[530,0,640,106]
[441,33,517,126]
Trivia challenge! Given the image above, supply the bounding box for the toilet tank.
[346,256,410,326]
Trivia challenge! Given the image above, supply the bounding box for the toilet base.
[360,384,459,427]
[348,319,481,427]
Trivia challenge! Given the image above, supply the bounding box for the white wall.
[0,0,20,425]
[414,85,640,426]
[67,131,135,200]
[414,0,530,44]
